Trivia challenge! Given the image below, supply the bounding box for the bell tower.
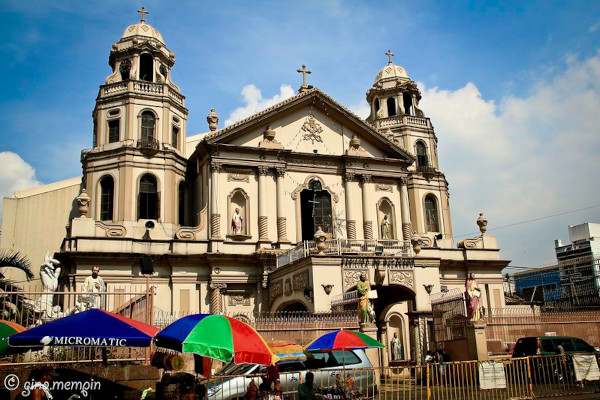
[366,50,452,240]
[82,8,189,229]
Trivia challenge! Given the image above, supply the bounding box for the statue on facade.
[356,273,372,324]
[391,332,401,360]
[231,208,243,234]
[465,272,481,321]
[381,215,391,239]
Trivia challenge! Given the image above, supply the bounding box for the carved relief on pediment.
[270,279,283,302]
[301,116,323,145]
[390,270,414,290]
[343,269,369,291]
[293,270,309,291]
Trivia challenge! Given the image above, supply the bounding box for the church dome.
[121,22,165,44]
[374,62,409,84]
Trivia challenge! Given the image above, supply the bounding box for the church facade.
[1,14,509,363]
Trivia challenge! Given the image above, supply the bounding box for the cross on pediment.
[297,64,312,92]
[386,49,394,64]
[137,7,149,23]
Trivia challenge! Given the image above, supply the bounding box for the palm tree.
[0,250,34,323]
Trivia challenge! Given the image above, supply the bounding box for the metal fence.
[484,307,600,354]
[200,354,600,400]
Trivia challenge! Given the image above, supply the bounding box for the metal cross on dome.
[137,7,149,23]
[386,50,394,64]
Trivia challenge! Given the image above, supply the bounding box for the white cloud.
[0,152,41,223]
[348,102,371,120]
[419,52,600,267]
[224,84,295,126]
[590,21,600,33]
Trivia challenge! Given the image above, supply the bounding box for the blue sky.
[1,0,599,269]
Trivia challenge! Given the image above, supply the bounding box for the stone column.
[210,162,222,240]
[257,166,269,243]
[276,167,289,243]
[344,172,357,239]
[399,177,412,245]
[361,174,373,240]
[209,282,227,314]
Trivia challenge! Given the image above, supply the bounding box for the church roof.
[121,22,165,44]
[204,87,415,162]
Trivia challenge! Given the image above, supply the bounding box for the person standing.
[84,266,105,308]
[298,372,315,400]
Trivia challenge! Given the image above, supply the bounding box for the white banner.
[573,354,600,381]
[478,361,507,390]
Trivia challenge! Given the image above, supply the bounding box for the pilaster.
[361,174,373,240]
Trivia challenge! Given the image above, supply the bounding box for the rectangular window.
[172,125,179,149]
[108,119,120,143]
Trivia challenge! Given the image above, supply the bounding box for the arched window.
[138,174,159,220]
[416,141,428,168]
[424,195,439,232]
[387,98,397,117]
[403,92,413,116]
[141,112,155,140]
[100,176,114,221]
[374,98,380,114]
[139,53,154,82]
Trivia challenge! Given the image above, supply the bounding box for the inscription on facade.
[228,294,251,306]
[270,280,283,302]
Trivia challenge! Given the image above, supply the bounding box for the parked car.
[206,349,376,400]
[511,336,599,383]
[511,336,597,357]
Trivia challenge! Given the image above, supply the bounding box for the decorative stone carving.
[276,167,286,178]
[314,227,327,254]
[375,184,393,192]
[257,166,269,176]
[76,189,91,217]
[277,217,288,241]
[95,221,126,238]
[390,270,414,289]
[209,282,227,314]
[293,270,309,291]
[259,125,283,149]
[343,269,368,291]
[477,213,488,234]
[347,134,368,156]
[457,236,483,249]
[291,178,339,203]
[228,293,251,306]
[270,280,283,302]
[346,220,357,240]
[258,216,268,240]
[411,235,423,254]
[227,173,249,183]
[207,109,219,132]
[211,213,221,239]
[322,284,334,295]
[343,172,355,182]
[362,174,372,184]
[210,161,221,172]
[363,221,373,240]
[420,236,433,248]
[301,116,323,144]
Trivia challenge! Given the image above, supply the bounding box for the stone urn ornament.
[207,109,219,132]
[76,189,91,217]
[411,235,423,255]
[264,126,276,142]
[349,134,361,150]
[314,227,328,254]
[477,213,488,234]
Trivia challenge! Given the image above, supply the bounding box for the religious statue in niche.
[356,273,373,324]
[380,215,392,239]
[465,273,481,322]
[231,208,243,235]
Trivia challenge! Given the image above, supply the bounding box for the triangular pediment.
[204,88,414,164]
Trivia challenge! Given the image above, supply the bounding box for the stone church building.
[0,14,509,363]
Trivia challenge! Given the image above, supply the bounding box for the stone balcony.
[99,80,185,106]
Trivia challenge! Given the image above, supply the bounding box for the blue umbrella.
[8,308,158,350]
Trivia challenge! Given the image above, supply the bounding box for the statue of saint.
[356,273,372,324]
[231,207,243,234]
[465,272,481,321]
[391,332,401,360]
[381,215,391,239]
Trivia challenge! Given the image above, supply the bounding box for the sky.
[0,0,599,270]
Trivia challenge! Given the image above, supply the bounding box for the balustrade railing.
[99,80,184,106]
[377,114,431,129]
[276,239,412,269]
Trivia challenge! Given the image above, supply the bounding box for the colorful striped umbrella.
[266,340,307,362]
[0,320,26,355]
[305,330,384,351]
[155,314,277,366]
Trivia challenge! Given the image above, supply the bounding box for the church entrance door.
[300,179,332,241]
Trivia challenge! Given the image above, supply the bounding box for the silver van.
[206,349,377,400]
